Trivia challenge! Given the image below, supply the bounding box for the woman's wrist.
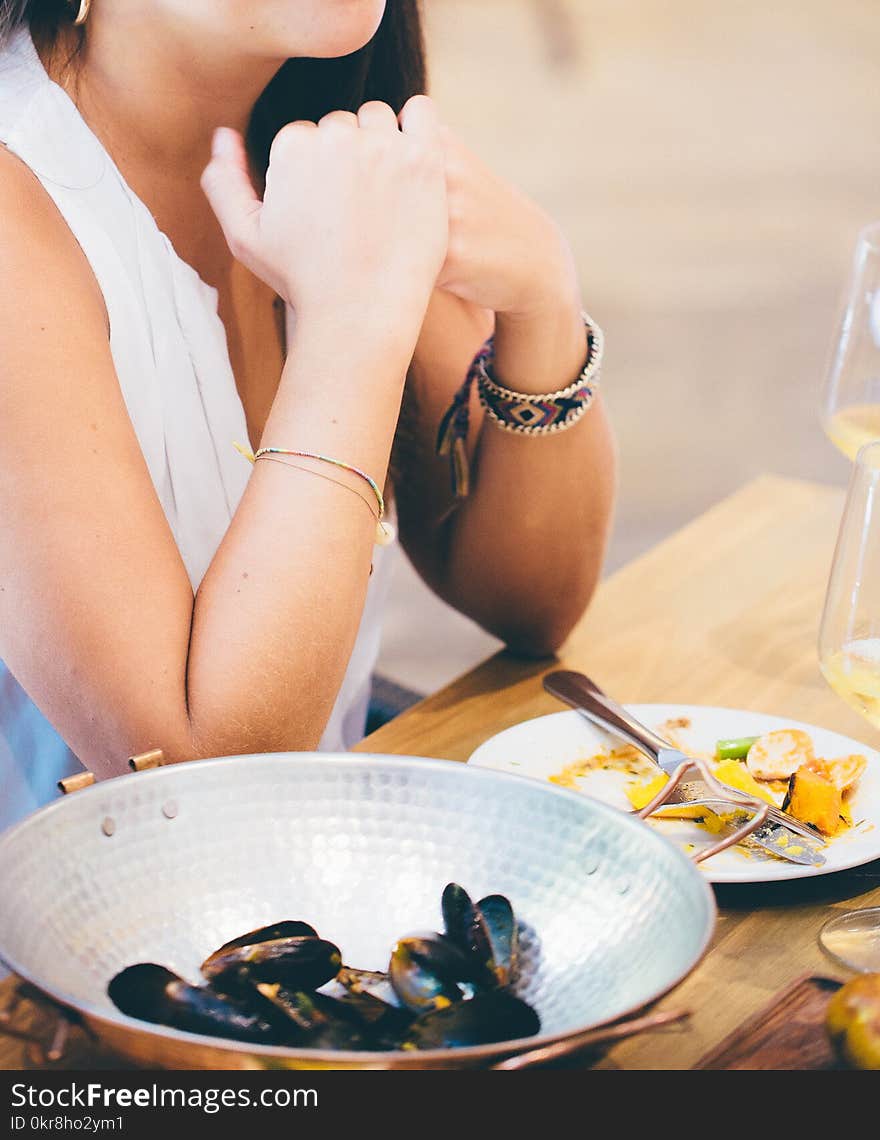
[288,300,424,385]
[496,215,579,317]
[492,284,588,397]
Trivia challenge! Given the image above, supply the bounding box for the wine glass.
[821,221,880,460]
[818,440,880,970]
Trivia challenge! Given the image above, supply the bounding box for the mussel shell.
[477,894,518,986]
[329,989,414,1040]
[254,986,381,1051]
[108,963,279,1044]
[389,933,482,1013]
[255,984,328,1032]
[203,920,318,967]
[108,964,177,1023]
[440,882,479,949]
[201,935,342,993]
[440,883,497,985]
[403,990,540,1050]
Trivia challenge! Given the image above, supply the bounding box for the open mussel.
[108,963,280,1044]
[202,935,342,995]
[441,883,518,988]
[403,990,540,1050]
[388,933,483,1013]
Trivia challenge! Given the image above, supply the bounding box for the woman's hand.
[434,127,580,318]
[201,97,449,335]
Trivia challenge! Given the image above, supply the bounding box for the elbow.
[499,614,580,660]
[180,719,326,764]
[117,712,327,774]
[495,560,604,658]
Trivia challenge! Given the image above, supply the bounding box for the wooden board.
[695,975,843,1070]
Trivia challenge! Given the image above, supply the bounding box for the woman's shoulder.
[0,143,106,326]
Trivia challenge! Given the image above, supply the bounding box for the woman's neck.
[39,11,286,283]
[46,12,282,180]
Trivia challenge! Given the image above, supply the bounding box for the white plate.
[467,705,880,883]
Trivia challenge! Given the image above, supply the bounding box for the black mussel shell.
[202,936,342,994]
[441,882,477,949]
[203,921,318,968]
[327,989,415,1042]
[441,883,498,986]
[477,894,518,986]
[389,933,485,1013]
[108,963,177,1023]
[254,986,381,1051]
[108,963,278,1044]
[403,990,540,1051]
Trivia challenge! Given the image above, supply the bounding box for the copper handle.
[57,748,167,794]
[491,1008,689,1070]
[58,771,95,795]
[128,748,165,772]
[0,981,76,1064]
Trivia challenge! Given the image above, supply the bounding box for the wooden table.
[3,475,878,1070]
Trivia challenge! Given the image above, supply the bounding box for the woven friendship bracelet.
[435,311,604,499]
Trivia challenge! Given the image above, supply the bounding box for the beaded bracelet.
[435,311,604,499]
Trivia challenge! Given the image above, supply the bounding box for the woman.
[0,0,616,831]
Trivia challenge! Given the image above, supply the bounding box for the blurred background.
[377,0,879,695]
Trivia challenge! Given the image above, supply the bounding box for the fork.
[543,670,827,853]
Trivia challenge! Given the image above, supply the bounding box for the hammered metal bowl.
[0,753,715,1068]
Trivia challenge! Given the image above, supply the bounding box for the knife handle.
[543,670,670,761]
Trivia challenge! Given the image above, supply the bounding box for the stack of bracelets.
[234,310,603,548]
[435,310,604,498]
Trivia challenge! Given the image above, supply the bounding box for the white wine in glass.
[822,221,880,460]
[819,440,880,971]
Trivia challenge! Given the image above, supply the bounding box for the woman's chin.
[300,1,388,59]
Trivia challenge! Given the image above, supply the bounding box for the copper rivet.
[101,817,116,837]
[162,800,178,820]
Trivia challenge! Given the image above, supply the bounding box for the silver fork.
[543,670,827,864]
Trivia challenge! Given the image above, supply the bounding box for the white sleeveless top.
[0,27,393,834]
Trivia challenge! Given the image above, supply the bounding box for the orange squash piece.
[783,764,842,836]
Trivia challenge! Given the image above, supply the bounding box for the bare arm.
[396,133,616,656]
[0,99,447,778]
[398,292,615,656]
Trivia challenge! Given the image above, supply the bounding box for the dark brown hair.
[0,1,427,168]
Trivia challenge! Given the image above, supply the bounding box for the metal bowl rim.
[0,750,717,1066]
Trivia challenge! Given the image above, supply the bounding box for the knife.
[543,669,826,866]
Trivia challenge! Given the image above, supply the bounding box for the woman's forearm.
[404,285,616,657]
[181,318,411,760]
[445,387,616,655]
